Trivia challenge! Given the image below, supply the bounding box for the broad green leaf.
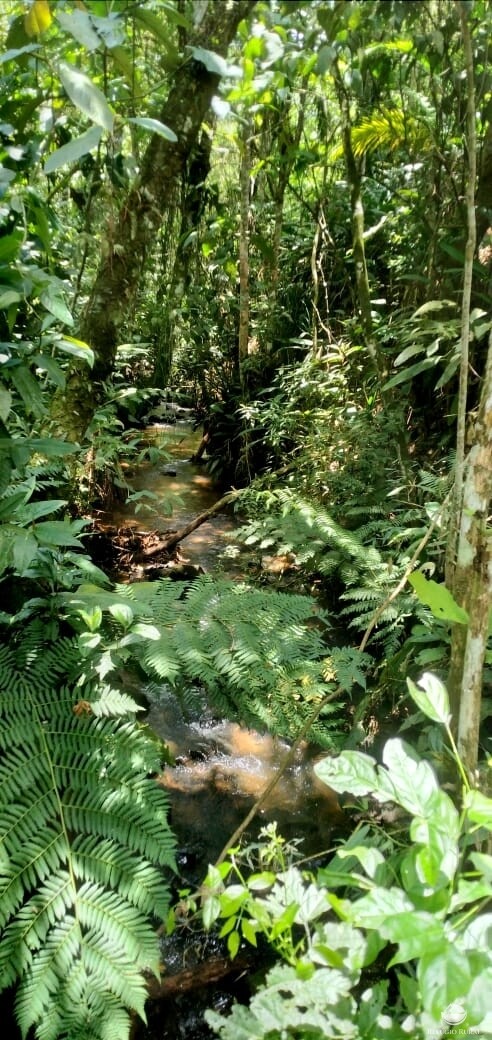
[40,290,73,326]
[338,845,385,880]
[57,10,101,51]
[464,789,492,828]
[350,886,413,928]
[227,930,240,959]
[77,605,102,631]
[0,231,23,262]
[315,750,391,800]
[12,529,37,574]
[413,299,458,317]
[383,356,438,390]
[108,603,134,628]
[79,631,102,651]
[133,6,191,37]
[202,894,221,930]
[394,344,425,367]
[58,61,114,131]
[406,672,451,725]
[386,913,447,965]
[57,336,94,367]
[35,520,84,547]
[241,919,258,947]
[382,739,438,816]
[0,289,22,308]
[32,354,66,388]
[190,46,242,79]
[408,571,469,624]
[132,622,160,640]
[44,125,102,174]
[22,499,67,522]
[0,44,40,64]
[128,117,177,143]
[0,386,12,421]
[9,365,46,417]
[449,879,492,911]
[15,438,78,457]
[418,945,472,1021]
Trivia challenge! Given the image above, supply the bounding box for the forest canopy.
[0,2,491,1039]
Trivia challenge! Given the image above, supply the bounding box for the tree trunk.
[445,1,477,595]
[448,333,492,774]
[334,64,384,381]
[59,0,256,439]
[238,121,251,368]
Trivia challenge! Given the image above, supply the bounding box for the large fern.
[0,625,176,1040]
[63,576,344,746]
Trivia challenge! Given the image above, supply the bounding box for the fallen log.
[145,952,251,1000]
[142,490,240,556]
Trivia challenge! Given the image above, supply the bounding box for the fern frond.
[0,628,175,1040]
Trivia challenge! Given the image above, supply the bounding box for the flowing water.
[114,421,342,1038]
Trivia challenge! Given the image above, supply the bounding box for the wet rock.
[165,563,205,582]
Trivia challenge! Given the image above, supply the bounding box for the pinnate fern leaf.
[0,628,175,1040]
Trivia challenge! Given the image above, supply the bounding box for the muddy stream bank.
[106,421,343,1039]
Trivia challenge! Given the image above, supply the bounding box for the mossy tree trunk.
[447,3,490,774]
[333,62,384,382]
[58,0,255,440]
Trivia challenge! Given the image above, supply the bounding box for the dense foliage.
[0,1,491,1038]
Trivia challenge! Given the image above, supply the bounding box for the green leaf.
[406,673,451,725]
[12,529,38,573]
[0,386,12,421]
[0,43,40,64]
[0,230,23,262]
[40,290,73,326]
[227,930,240,959]
[241,919,258,946]
[109,603,134,629]
[408,571,469,624]
[202,894,221,930]
[57,336,94,366]
[338,845,385,880]
[382,356,438,390]
[128,117,177,143]
[35,520,84,547]
[418,945,472,1021]
[32,354,66,388]
[464,790,492,829]
[58,61,114,131]
[190,46,242,79]
[314,750,386,799]
[44,125,103,174]
[22,499,67,522]
[9,365,46,417]
[382,738,438,816]
[57,9,102,50]
[0,289,22,308]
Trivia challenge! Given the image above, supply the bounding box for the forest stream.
[106,419,343,1040]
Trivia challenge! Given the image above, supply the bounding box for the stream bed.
[112,421,342,1039]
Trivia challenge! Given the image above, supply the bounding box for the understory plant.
[0,619,176,1040]
[201,673,492,1040]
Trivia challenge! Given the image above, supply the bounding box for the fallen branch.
[144,490,240,556]
[146,953,251,1000]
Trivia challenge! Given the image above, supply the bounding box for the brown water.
[119,422,341,1039]
[112,421,341,869]
[113,421,241,573]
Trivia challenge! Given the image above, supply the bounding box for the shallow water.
[112,421,241,572]
[115,420,341,1038]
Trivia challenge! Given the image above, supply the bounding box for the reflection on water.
[148,685,341,873]
[112,421,241,571]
